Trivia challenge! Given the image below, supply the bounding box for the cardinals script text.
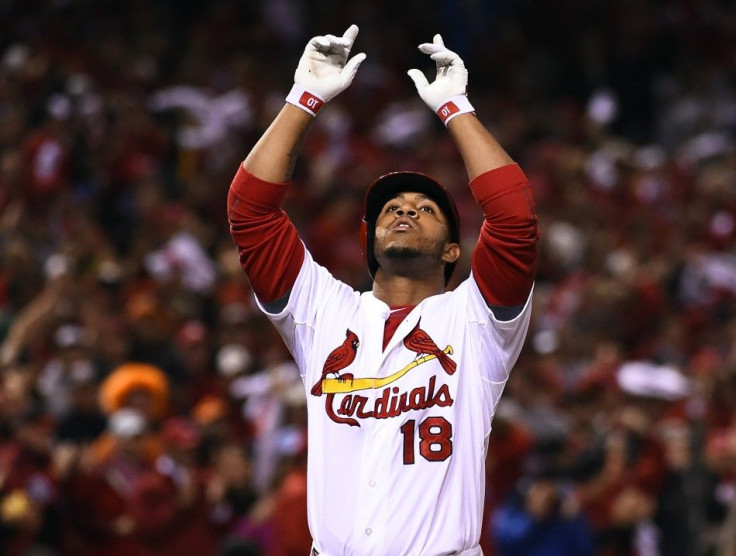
[324,375,453,427]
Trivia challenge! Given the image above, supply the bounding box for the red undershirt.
[383,305,415,350]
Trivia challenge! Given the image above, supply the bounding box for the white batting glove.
[286,24,366,117]
[407,34,475,125]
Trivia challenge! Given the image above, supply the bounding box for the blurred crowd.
[1,0,736,554]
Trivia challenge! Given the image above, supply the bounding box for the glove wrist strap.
[286,84,325,117]
[436,95,475,125]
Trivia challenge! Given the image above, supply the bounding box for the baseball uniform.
[228,161,537,555]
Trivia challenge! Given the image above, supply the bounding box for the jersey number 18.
[400,416,453,464]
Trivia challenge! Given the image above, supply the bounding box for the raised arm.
[244,104,313,183]
[408,36,538,316]
[245,25,365,182]
[407,35,513,179]
[445,115,513,180]
[228,26,365,307]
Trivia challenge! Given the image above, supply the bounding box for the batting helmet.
[361,171,461,284]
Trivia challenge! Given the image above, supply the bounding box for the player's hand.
[407,34,474,125]
[294,24,366,104]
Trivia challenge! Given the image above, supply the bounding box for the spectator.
[492,476,594,556]
[63,409,172,555]
[99,363,169,423]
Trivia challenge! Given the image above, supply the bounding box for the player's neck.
[371,270,445,306]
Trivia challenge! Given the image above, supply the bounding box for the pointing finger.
[342,24,359,44]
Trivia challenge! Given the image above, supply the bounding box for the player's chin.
[381,245,423,260]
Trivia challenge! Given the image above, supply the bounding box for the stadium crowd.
[1,0,736,554]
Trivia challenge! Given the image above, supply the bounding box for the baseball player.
[228,24,537,556]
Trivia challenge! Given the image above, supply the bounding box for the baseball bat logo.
[312,322,456,427]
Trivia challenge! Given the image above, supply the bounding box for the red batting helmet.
[361,171,461,284]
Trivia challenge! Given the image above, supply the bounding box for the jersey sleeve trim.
[468,272,535,328]
[253,249,311,320]
[487,304,525,322]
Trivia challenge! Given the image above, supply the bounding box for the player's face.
[373,192,459,267]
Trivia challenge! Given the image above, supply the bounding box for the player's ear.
[442,242,460,265]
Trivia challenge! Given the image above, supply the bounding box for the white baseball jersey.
[259,250,532,556]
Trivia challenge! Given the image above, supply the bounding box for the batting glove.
[286,24,366,117]
[407,34,475,125]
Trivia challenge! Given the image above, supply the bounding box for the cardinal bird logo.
[403,318,456,375]
[311,329,360,396]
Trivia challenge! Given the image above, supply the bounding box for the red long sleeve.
[470,164,538,307]
[227,165,304,303]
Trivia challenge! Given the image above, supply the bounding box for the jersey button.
[368,480,376,487]
[365,528,372,536]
